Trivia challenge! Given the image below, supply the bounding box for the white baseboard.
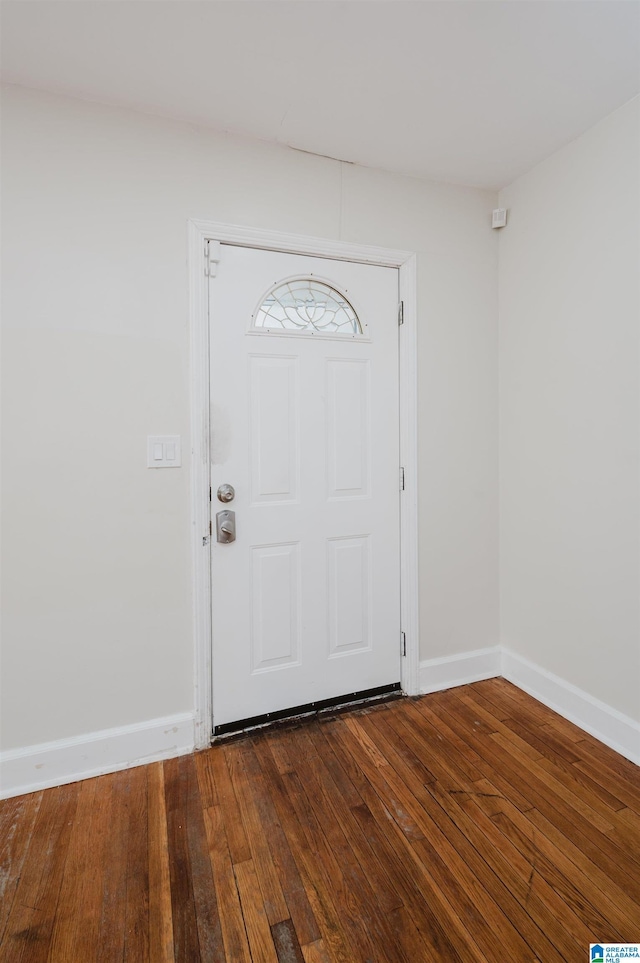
[419,646,501,694]
[501,648,640,767]
[0,712,195,800]
[2,647,638,798]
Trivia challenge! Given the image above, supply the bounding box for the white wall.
[499,97,640,722]
[1,86,499,752]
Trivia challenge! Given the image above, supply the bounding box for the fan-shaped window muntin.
[253,277,363,335]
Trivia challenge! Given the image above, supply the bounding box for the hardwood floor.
[1,679,639,962]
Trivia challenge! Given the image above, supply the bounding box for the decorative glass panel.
[253,278,362,335]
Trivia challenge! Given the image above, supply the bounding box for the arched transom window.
[253,277,362,335]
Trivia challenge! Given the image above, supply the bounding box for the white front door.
[209,245,401,731]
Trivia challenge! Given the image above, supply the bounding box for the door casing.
[188,219,419,748]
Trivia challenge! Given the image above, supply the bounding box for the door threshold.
[212,682,402,740]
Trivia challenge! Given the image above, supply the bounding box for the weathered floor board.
[1,680,639,962]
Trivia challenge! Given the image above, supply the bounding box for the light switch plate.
[147,435,182,468]
[492,207,508,229]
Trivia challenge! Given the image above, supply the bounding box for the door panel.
[328,535,371,656]
[249,355,299,502]
[209,245,400,728]
[327,359,371,497]
[250,542,301,671]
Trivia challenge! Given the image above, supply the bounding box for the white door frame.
[188,219,419,748]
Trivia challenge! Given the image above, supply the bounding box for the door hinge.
[398,301,404,326]
[400,466,405,491]
[205,240,221,278]
[401,631,406,657]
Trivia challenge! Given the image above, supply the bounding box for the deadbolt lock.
[216,510,236,543]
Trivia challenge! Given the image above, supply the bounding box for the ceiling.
[1,1,638,190]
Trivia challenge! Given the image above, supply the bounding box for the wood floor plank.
[489,728,616,834]
[397,698,485,785]
[282,726,404,917]
[252,737,358,963]
[95,768,134,963]
[301,939,332,963]
[2,782,79,963]
[423,775,590,960]
[474,678,603,752]
[330,716,495,962]
[305,724,363,810]
[84,773,118,956]
[123,765,150,963]
[492,808,624,942]
[203,806,252,963]
[539,718,587,745]
[390,700,494,796]
[488,729,640,899]
[46,777,101,963]
[339,719,425,841]
[271,918,306,963]
[1,681,638,962]
[341,713,390,768]
[182,755,226,963]
[384,904,468,963]
[259,733,384,961]
[538,759,640,858]
[431,688,640,897]
[194,749,220,810]
[148,762,175,963]
[224,742,290,927]
[467,686,585,766]
[464,689,632,815]
[401,718,599,958]
[412,693,536,814]
[355,710,557,962]
[573,756,640,812]
[166,754,227,963]
[323,716,491,963]
[434,688,499,737]
[265,734,296,776]
[239,739,321,946]
[277,763,391,963]
[348,801,471,963]
[385,706,589,957]
[490,798,635,939]
[469,679,516,720]
[459,688,556,761]
[207,745,252,865]
[502,714,584,766]
[571,736,640,790]
[474,678,560,729]
[278,728,412,961]
[164,756,201,963]
[618,806,640,831]
[547,756,629,814]
[526,806,640,937]
[0,791,42,946]
[234,859,279,963]
[612,806,640,856]
[483,681,629,775]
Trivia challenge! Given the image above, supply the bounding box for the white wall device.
[492,208,508,229]
[147,435,182,468]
